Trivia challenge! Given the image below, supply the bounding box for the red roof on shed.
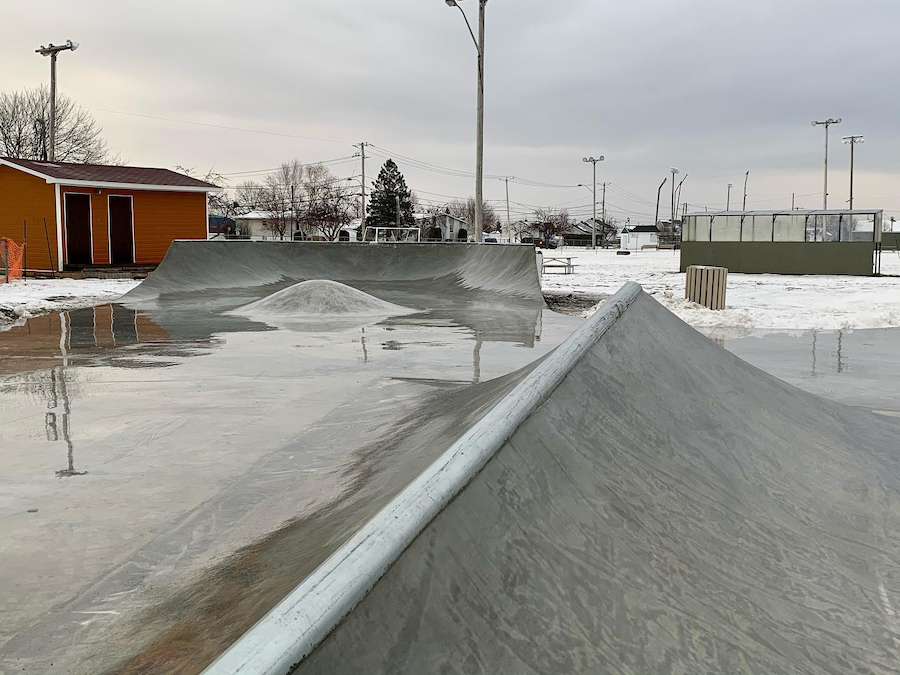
[0,157,219,190]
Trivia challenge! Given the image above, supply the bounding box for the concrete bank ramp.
[123,241,542,302]
[210,283,900,675]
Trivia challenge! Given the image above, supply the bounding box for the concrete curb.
[204,282,643,675]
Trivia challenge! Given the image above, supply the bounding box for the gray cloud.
[3,0,898,220]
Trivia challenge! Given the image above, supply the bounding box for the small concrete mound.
[233,280,416,318]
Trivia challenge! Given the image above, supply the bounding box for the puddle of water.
[0,297,581,671]
[723,327,900,411]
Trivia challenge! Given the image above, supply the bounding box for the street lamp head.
[671,167,679,174]
[445,0,458,6]
[727,183,734,188]
[36,40,79,56]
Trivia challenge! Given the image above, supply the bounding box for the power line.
[83,106,352,145]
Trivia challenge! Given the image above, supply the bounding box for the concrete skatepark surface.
[0,242,578,674]
[2,242,899,674]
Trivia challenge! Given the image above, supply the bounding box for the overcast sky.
[2,0,898,223]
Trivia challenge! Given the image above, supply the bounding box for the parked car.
[536,238,558,250]
[483,237,498,244]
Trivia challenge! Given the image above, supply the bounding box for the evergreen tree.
[367,159,415,230]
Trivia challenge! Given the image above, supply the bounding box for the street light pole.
[726,183,733,210]
[670,168,679,225]
[742,170,749,211]
[842,135,864,209]
[35,40,79,162]
[812,118,842,209]
[582,156,605,249]
[445,0,487,242]
[655,177,668,229]
[674,174,688,221]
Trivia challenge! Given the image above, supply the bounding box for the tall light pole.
[445,0,487,242]
[670,168,679,225]
[674,174,688,222]
[655,177,668,229]
[812,118,842,209]
[726,183,733,210]
[36,40,79,162]
[742,170,749,210]
[582,156,605,249]
[842,135,864,209]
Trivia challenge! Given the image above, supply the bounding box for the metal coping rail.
[204,281,643,675]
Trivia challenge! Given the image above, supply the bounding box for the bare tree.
[532,208,571,238]
[0,86,115,163]
[270,160,304,239]
[301,163,355,241]
[445,198,499,232]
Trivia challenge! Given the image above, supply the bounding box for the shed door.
[109,196,134,265]
[64,193,92,265]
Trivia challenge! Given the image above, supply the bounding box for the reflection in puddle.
[724,326,900,411]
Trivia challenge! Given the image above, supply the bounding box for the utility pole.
[792,192,795,210]
[446,0,488,242]
[582,156,605,249]
[475,0,486,242]
[726,183,733,210]
[742,170,749,211]
[601,182,607,226]
[354,142,368,240]
[842,135,864,209]
[395,195,401,226]
[655,177,668,229]
[670,168,679,226]
[812,118,842,209]
[36,40,79,162]
[501,177,512,238]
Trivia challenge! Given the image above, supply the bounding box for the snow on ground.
[0,278,141,330]
[542,248,900,338]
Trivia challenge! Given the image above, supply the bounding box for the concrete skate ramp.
[230,280,415,317]
[211,283,900,674]
[123,241,542,302]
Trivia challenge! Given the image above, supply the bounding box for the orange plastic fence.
[1,238,25,283]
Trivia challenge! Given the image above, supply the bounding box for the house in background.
[0,158,219,272]
[234,211,359,241]
[619,224,660,250]
[416,213,469,241]
[564,219,619,248]
[208,215,237,238]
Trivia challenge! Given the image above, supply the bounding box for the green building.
[681,210,884,276]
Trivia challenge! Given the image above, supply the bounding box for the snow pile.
[231,280,416,318]
[0,278,141,330]
[542,249,900,337]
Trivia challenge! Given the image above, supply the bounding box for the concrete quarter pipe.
[212,283,900,675]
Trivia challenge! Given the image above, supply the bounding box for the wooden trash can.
[685,265,727,310]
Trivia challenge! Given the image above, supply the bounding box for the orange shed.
[0,157,220,273]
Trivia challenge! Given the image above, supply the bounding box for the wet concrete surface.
[720,327,900,413]
[297,292,900,675]
[0,282,581,674]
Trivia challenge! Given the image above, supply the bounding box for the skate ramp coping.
[203,282,643,675]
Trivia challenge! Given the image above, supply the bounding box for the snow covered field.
[0,278,141,329]
[542,248,900,338]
